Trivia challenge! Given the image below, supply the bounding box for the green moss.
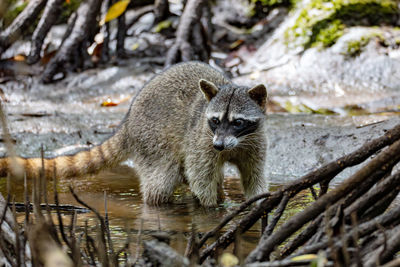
[252,0,295,6]
[2,0,28,27]
[249,0,299,17]
[285,0,399,50]
[58,0,83,24]
[343,32,383,57]
[1,0,82,29]
[312,19,345,48]
[345,37,371,57]
[345,36,372,57]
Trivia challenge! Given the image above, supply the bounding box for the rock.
[238,0,400,99]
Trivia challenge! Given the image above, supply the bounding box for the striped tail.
[0,130,129,180]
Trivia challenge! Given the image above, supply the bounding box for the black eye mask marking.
[208,117,220,132]
[232,119,245,129]
[208,117,259,137]
[235,120,259,137]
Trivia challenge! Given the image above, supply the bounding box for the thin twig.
[292,204,400,257]
[309,186,318,200]
[185,220,198,263]
[0,194,11,231]
[104,191,114,256]
[69,186,109,266]
[24,174,29,224]
[85,220,96,265]
[197,191,270,249]
[350,212,362,267]
[263,193,290,237]
[133,218,144,264]
[12,200,21,267]
[53,166,71,248]
[0,95,23,179]
[280,214,324,258]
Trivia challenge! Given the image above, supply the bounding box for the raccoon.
[0,62,268,207]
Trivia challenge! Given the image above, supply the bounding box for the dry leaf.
[100,0,130,26]
[101,98,119,107]
[101,96,130,107]
[291,254,318,261]
[13,54,26,61]
[229,39,244,50]
[220,253,239,267]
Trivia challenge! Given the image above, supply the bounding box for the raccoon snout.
[213,140,225,151]
[213,135,238,151]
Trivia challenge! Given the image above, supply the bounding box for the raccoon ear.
[199,79,219,101]
[248,84,267,109]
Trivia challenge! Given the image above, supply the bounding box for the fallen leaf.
[100,0,130,26]
[13,54,26,61]
[220,253,239,267]
[153,20,172,33]
[40,50,57,65]
[131,43,140,51]
[229,39,244,50]
[291,254,318,261]
[101,96,131,107]
[249,70,260,80]
[91,42,103,57]
[101,99,119,107]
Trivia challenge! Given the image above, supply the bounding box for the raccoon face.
[199,79,267,151]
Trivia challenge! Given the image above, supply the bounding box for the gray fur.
[118,62,268,207]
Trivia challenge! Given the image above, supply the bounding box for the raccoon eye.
[232,119,245,128]
[211,117,220,125]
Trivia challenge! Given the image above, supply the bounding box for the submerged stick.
[197,191,270,250]
[263,193,289,237]
[69,186,110,266]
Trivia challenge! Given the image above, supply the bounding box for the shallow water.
[2,165,311,258]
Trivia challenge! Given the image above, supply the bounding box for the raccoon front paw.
[194,194,219,208]
[143,191,172,206]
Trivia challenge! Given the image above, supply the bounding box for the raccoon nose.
[213,140,225,151]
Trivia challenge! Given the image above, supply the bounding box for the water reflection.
[1,165,265,257]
